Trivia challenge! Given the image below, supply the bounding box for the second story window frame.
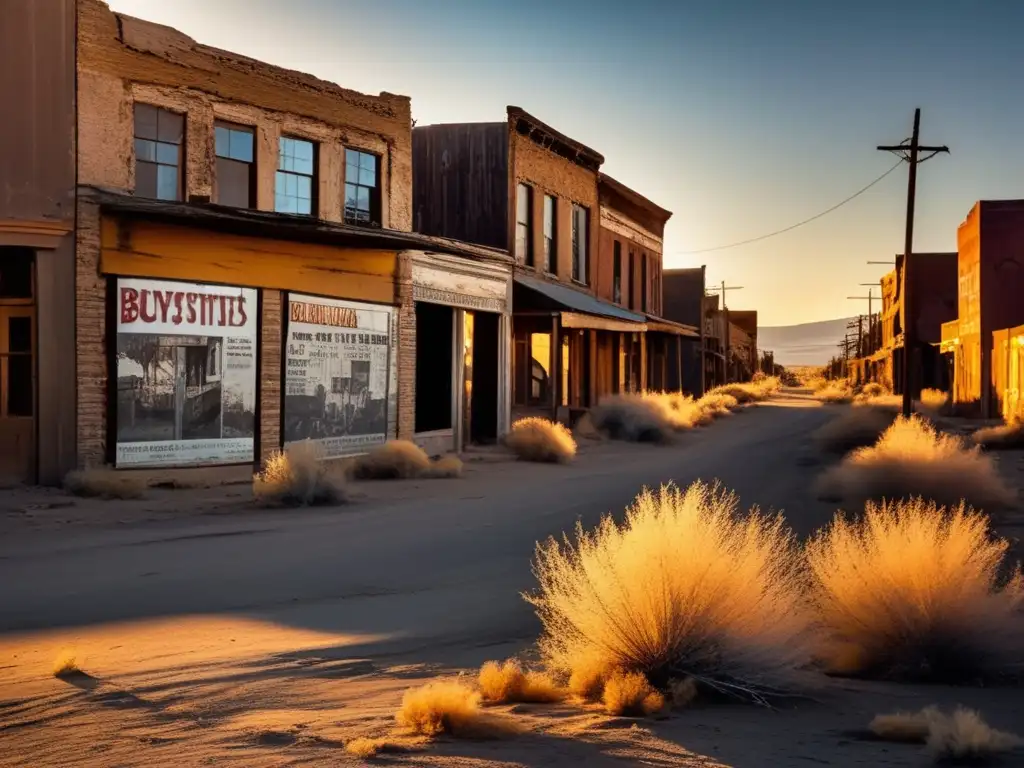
[641,252,648,313]
[344,147,382,227]
[628,250,635,310]
[542,195,557,274]
[515,182,533,266]
[214,120,256,209]
[571,203,589,285]
[612,240,622,305]
[275,135,317,216]
[133,103,184,202]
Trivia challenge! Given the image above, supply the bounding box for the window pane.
[157,109,184,143]
[275,192,294,214]
[9,317,31,353]
[345,182,358,211]
[345,162,359,186]
[292,139,313,174]
[360,161,376,188]
[544,196,554,236]
[134,103,158,140]
[7,354,33,416]
[135,138,156,162]
[136,161,158,198]
[156,142,179,165]
[215,126,231,157]
[359,151,375,171]
[345,148,358,167]
[230,129,253,162]
[517,184,529,224]
[294,194,312,216]
[216,157,251,208]
[356,185,370,211]
[278,138,291,170]
[0,248,33,299]
[297,175,312,200]
[156,164,179,200]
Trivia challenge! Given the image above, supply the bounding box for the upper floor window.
[515,183,533,265]
[571,204,588,284]
[134,104,183,201]
[641,253,648,313]
[612,240,622,304]
[543,195,557,273]
[628,250,635,309]
[345,148,381,226]
[275,136,316,216]
[214,121,255,208]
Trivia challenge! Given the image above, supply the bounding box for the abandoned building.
[941,201,1024,418]
[412,107,694,422]
[0,0,513,485]
[662,266,709,395]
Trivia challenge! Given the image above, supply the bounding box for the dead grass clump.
[396,680,517,739]
[858,382,887,399]
[526,481,813,699]
[602,670,665,717]
[815,415,1014,511]
[506,418,577,463]
[63,468,145,500]
[812,406,898,454]
[918,388,950,415]
[588,395,674,443]
[814,383,854,404]
[870,707,1023,760]
[696,392,739,418]
[707,383,758,405]
[644,391,714,429]
[807,498,1024,682]
[253,441,346,507]
[344,737,398,758]
[53,650,81,678]
[352,440,461,480]
[567,654,609,701]
[478,660,564,704]
[973,417,1024,451]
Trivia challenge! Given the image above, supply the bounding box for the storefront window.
[530,332,550,403]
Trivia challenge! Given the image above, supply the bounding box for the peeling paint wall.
[77,0,412,229]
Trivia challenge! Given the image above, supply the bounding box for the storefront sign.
[284,294,393,458]
[114,277,258,468]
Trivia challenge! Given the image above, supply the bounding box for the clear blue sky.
[107,0,1024,326]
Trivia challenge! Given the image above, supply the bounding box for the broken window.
[543,194,556,273]
[515,183,533,265]
[134,103,184,201]
[571,204,588,284]
[214,121,255,208]
[275,136,316,216]
[344,148,381,226]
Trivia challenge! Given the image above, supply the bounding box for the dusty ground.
[2,390,1023,767]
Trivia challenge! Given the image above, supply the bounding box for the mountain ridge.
[757,316,856,367]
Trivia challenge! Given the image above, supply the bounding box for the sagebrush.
[253,441,346,507]
[601,670,664,717]
[395,680,517,739]
[815,415,1015,511]
[351,440,462,480]
[807,497,1024,682]
[588,395,675,443]
[871,706,1023,760]
[505,418,577,463]
[525,481,813,698]
[478,660,564,703]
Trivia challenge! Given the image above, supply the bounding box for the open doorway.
[414,302,454,433]
[0,247,36,484]
[469,311,499,444]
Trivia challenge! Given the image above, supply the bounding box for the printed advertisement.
[284,294,393,458]
[115,277,257,468]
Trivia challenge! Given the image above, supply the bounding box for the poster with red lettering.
[115,277,258,468]
[283,293,394,458]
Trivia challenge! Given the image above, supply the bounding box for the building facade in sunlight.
[0,0,513,484]
[412,108,696,424]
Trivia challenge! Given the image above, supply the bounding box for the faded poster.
[284,294,393,457]
[115,277,257,468]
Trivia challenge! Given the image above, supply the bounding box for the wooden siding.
[99,217,397,304]
[412,123,509,249]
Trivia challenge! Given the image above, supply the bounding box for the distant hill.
[757,317,856,367]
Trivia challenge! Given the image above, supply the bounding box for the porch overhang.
[644,313,700,338]
[513,274,647,332]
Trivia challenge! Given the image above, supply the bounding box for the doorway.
[469,311,499,444]
[414,302,455,433]
[0,247,36,484]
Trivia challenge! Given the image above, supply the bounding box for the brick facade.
[395,252,416,440]
[75,198,107,468]
[259,290,282,463]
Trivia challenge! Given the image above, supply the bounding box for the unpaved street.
[2,392,1022,767]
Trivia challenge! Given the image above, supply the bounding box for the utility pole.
[707,281,744,384]
[878,109,949,416]
[848,288,877,353]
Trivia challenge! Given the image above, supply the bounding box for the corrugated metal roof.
[514,274,646,323]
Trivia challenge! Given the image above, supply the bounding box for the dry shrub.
[707,383,758,405]
[395,680,516,739]
[973,417,1024,451]
[573,412,603,441]
[871,707,1023,760]
[478,660,564,704]
[814,383,854,404]
[602,670,664,717]
[812,406,898,455]
[807,498,1024,682]
[644,391,716,429]
[63,468,145,500]
[345,737,392,758]
[352,440,461,480]
[53,650,80,678]
[668,677,698,709]
[696,392,739,418]
[506,418,577,463]
[567,654,609,701]
[526,481,812,697]
[253,441,345,507]
[858,382,887,399]
[588,395,674,444]
[854,393,902,409]
[815,415,1014,511]
[918,388,949,414]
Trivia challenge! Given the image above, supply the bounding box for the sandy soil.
[2,391,1023,767]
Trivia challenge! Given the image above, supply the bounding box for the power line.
[673,159,903,255]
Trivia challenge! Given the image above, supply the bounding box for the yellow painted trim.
[100,216,398,304]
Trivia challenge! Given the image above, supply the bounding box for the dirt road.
[2,392,1021,767]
